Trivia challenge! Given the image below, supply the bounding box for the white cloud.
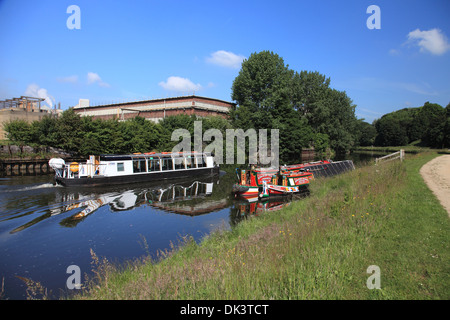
[388,49,400,56]
[406,28,450,55]
[87,72,110,87]
[24,83,55,108]
[395,81,438,96]
[358,108,384,116]
[57,75,78,84]
[158,76,202,92]
[206,50,245,69]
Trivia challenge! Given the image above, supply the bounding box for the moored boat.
[49,152,219,187]
[232,165,314,199]
[281,159,355,178]
[232,159,355,199]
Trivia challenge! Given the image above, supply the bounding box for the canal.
[0,152,379,299]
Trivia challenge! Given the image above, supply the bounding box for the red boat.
[232,166,314,199]
[232,159,355,199]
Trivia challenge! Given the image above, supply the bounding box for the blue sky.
[0,0,449,123]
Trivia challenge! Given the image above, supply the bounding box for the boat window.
[133,159,146,173]
[185,156,193,169]
[147,159,160,172]
[117,162,124,172]
[161,158,173,171]
[174,157,184,170]
[196,156,205,168]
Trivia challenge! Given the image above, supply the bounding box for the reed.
[71,152,450,300]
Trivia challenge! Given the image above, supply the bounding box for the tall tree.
[418,102,446,148]
[231,51,292,131]
[231,50,359,161]
[374,114,409,146]
[355,120,376,146]
[54,108,84,153]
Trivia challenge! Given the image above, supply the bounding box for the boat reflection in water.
[55,177,230,227]
[7,172,310,234]
[230,188,310,225]
[1,171,311,300]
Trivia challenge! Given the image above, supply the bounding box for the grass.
[65,152,449,300]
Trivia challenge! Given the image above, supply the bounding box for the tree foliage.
[3,109,233,157]
[231,50,358,161]
[373,102,449,148]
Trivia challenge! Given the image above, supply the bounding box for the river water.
[0,153,377,299]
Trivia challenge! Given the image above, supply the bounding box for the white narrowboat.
[48,152,219,187]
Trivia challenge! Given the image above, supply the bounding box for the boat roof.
[252,167,279,173]
[99,152,212,161]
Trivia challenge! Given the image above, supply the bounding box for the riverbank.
[353,145,450,155]
[66,152,449,300]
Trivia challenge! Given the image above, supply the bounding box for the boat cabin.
[49,152,218,187]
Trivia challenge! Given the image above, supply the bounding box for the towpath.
[420,154,450,217]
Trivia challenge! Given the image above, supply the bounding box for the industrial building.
[0,96,61,140]
[72,95,235,122]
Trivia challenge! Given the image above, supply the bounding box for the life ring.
[70,162,79,173]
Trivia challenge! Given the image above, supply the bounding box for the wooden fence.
[375,149,405,165]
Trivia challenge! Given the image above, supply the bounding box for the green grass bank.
[71,152,450,300]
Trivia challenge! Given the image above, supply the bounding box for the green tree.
[119,116,160,153]
[231,50,359,161]
[323,88,357,154]
[417,102,446,148]
[3,120,32,144]
[30,115,59,151]
[443,103,450,148]
[290,70,331,133]
[54,108,84,153]
[374,115,409,146]
[156,114,196,151]
[231,51,292,131]
[355,120,376,146]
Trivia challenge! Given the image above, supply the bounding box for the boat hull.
[55,166,220,187]
[232,184,260,199]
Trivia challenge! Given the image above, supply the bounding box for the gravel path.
[420,154,450,217]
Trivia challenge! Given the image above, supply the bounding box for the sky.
[0,0,449,123]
